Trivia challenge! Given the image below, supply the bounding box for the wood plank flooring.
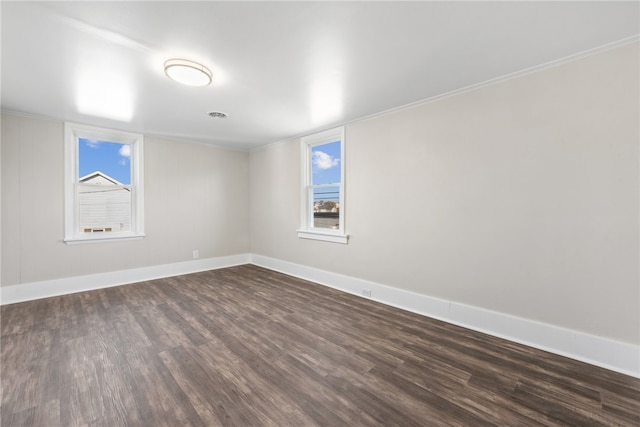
[1,264,639,426]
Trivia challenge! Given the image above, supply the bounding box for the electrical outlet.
[193,250,199,259]
[362,289,372,297]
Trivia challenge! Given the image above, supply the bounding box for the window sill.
[297,229,348,244]
[64,233,146,245]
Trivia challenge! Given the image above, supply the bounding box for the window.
[64,122,144,244]
[297,126,348,244]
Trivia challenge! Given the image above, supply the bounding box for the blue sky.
[79,138,131,184]
[312,140,341,203]
[312,140,341,185]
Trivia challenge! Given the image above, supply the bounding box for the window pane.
[313,185,340,229]
[78,138,132,234]
[78,184,132,233]
[311,140,341,185]
[79,138,131,185]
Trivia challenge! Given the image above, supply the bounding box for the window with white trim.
[64,122,145,244]
[297,126,348,244]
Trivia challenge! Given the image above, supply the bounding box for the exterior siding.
[78,173,131,232]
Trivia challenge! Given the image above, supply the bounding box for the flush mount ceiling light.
[164,58,212,87]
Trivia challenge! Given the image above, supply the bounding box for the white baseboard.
[0,253,251,305]
[250,254,640,378]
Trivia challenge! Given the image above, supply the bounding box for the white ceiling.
[2,1,639,150]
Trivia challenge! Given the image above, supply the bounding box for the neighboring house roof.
[79,171,124,186]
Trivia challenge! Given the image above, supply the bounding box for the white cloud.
[312,150,339,170]
[119,144,131,158]
[85,139,101,148]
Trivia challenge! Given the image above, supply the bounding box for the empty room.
[1,1,639,426]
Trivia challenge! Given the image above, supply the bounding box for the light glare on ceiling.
[76,66,134,122]
[164,58,212,86]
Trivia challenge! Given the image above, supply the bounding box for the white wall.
[250,42,639,345]
[1,114,250,286]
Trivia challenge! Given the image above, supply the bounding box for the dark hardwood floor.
[1,264,639,426]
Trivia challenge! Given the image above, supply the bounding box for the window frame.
[64,122,145,244]
[297,126,348,244]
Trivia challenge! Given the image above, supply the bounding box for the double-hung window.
[297,126,348,244]
[64,122,145,244]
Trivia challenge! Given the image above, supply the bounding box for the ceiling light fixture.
[164,58,212,87]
